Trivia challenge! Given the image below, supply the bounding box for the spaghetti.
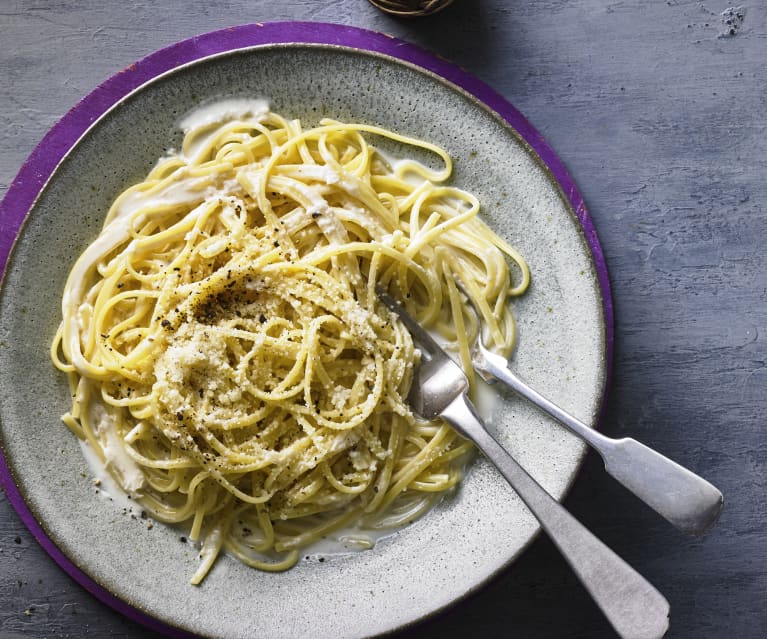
[51,102,529,583]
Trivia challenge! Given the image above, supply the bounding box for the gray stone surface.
[0,1,764,638]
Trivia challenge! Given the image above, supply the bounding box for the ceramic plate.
[0,23,612,639]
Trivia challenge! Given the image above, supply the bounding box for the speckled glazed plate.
[0,22,612,639]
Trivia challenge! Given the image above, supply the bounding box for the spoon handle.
[441,393,670,639]
[475,347,723,535]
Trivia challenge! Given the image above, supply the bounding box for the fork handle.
[476,350,723,536]
[442,394,670,639]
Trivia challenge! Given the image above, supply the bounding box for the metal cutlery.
[377,289,670,639]
[472,336,723,536]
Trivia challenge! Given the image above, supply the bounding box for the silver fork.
[377,289,669,639]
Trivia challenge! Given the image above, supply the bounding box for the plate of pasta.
[0,22,611,639]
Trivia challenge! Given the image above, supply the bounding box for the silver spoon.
[473,334,723,536]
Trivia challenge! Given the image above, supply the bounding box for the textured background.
[1,1,765,638]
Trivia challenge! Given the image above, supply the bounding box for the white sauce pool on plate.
[178,98,270,133]
[79,438,146,517]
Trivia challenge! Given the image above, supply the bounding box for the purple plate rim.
[0,21,614,639]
